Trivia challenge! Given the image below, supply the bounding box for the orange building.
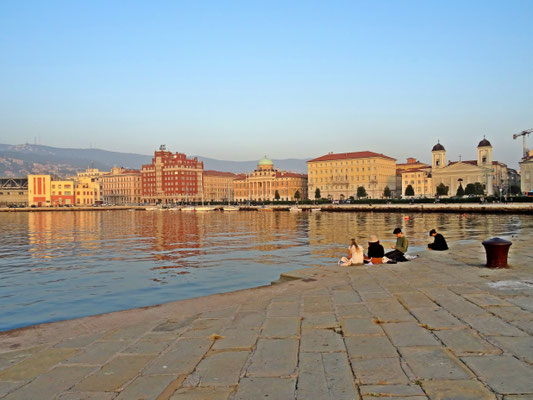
[233,157,308,202]
[28,174,51,206]
[203,170,240,202]
[50,180,75,206]
[100,167,142,205]
[141,146,204,204]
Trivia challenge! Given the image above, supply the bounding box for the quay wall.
[1,204,532,214]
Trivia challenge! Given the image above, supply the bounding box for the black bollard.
[481,238,512,268]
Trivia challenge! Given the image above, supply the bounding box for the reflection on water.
[0,210,529,330]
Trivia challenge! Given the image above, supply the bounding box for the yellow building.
[233,157,308,202]
[100,167,142,205]
[28,174,52,206]
[402,168,433,197]
[77,168,105,180]
[307,151,397,200]
[75,177,101,206]
[203,170,240,202]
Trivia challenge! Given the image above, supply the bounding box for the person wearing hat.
[385,227,409,262]
[427,229,448,251]
[364,235,385,264]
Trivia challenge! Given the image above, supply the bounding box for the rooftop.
[307,151,395,163]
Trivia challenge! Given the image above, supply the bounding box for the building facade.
[50,180,75,206]
[520,150,533,193]
[307,151,396,200]
[233,157,308,202]
[401,168,433,197]
[141,146,204,204]
[28,174,51,206]
[75,177,101,206]
[397,158,432,198]
[100,167,142,205]
[431,138,507,196]
[0,177,28,206]
[203,170,240,203]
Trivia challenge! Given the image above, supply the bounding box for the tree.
[274,190,280,201]
[315,188,321,199]
[456,184,464,197]
[474,182,484,195]
[405,185,414,197]
[383,186,391,198]
[436,183,449,196]
[357,186,367,198]
[294,190,301,200]
[465,183,475,196]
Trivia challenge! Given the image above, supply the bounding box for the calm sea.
[0,210,527,330]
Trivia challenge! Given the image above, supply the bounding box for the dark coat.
[368,242,385,258]
[428,233,448,251]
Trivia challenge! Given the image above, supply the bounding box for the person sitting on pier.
[364,235,385,264]
[427,229,449,251]
[385,227,409,262]
[338,238,364,266]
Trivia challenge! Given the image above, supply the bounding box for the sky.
[0,1,532,168]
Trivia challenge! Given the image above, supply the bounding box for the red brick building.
[141,146,204,203]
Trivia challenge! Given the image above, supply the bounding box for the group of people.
[338,227,448,267]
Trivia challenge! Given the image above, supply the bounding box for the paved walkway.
[1,238,532,399]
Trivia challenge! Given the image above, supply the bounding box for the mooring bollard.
[481,237,512,268]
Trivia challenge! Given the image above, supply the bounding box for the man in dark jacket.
[427,229,448,251]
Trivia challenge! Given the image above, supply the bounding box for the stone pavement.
[1,237,532,399]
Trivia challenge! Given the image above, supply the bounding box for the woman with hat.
[364,235,385,265]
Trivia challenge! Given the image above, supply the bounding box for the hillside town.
[0,138,531,207]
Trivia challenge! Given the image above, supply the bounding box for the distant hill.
[0,143,309,177]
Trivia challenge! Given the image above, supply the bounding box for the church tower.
[477,137,494,196]
[477,137,493,167]
[431,141,446,169]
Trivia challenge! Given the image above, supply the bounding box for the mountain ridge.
[0,143,309,176]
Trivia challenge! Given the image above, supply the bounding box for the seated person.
[364,235,384,264]
[338,238,364,266]
[427,229,449,251]
[385,227,409,262]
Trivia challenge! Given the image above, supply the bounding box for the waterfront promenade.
[1,240,532,399]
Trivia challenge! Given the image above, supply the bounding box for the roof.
[400,168,431,174]
[478,138,492,147]
[432,143,445,151]
[275,171,307,179]
[258,156,274,166]
[203,170,238,178]
[307,151,395,163]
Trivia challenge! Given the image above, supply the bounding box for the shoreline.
[0,240,531,399]
[1,203,532,214]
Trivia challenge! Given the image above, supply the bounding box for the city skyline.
[1,1,532,169]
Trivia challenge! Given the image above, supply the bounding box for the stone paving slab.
[461,355,533,395]
[421,379,497,400]
[1,240,532,399]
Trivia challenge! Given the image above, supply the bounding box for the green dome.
[258,156,273,166]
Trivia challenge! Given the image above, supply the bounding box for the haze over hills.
[0,144,309,177]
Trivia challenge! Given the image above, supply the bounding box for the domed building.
[429,137,508,197]
[233,157,308,202]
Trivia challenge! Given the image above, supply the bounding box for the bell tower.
[477,137,493,167]
[431,141,446,169]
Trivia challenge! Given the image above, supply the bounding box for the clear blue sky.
[1,1,532,168]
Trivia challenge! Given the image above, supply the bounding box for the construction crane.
[513,129,533,159]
